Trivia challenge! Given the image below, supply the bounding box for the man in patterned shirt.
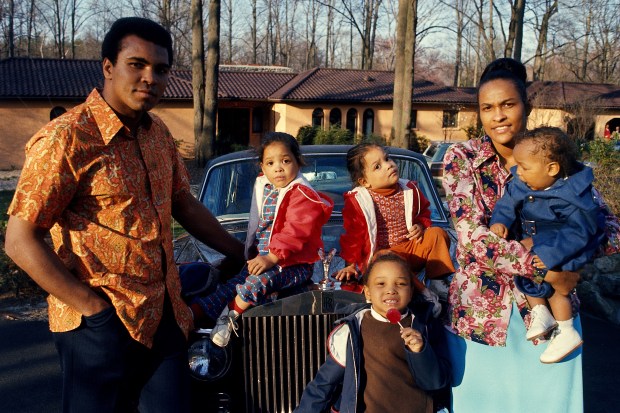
[5,17,244,413]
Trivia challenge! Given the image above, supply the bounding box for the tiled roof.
[528,81,620,108]
[271,68,395,101]
[1,58,618,109]
[0,58,294,100]
[270,67,477,104]
[0,58,193,100]
[165,66,297,99]
[219,70,297,99]
[0,58,102,98]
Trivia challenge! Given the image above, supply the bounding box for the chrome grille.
[242,290,365,413]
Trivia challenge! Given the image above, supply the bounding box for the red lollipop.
[386,308,404,329]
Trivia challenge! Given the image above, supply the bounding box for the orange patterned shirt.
[8,89,193,347]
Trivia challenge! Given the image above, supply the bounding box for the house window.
[410,109,417,129]
[312,108,324,129]
[442,110,458,128]
[329,108,342,127]
[252,108,263,133]
[363,109,374,136]
[346,109,357,134]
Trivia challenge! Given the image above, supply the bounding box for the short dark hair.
[257,132,306,166]
[101,17,173,66]
[478,58,528,108]
[515,127,580,177]
[362,251,412,286]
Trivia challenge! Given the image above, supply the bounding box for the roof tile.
[1,58,618,109]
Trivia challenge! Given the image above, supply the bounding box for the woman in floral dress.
[442,58,583,412]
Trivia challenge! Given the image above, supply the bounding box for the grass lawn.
[0,191,14,225]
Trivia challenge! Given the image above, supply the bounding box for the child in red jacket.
[190,133,333,347]
[335,143,454,294]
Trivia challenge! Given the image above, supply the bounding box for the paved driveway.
[0,312,618,412]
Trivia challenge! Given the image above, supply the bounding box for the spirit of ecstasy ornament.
[317,248,337,290]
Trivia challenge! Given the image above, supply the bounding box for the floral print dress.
[442,135,538,346]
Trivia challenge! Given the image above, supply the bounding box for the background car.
[423,141,456,198]
[173,144,456,413]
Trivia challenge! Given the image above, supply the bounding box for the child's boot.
[526,304,558,341]
[210,306,240,347]
[540,319,583,363]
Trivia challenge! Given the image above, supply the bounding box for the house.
[1,57,619,170]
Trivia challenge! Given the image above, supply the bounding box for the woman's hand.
[520,237,534,250]
[334,264,358,281]
[401,327,424,353]
[544,270,579,295]
[490,223,508,239]
[532,255,547,269]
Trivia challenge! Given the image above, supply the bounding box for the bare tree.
[195,0,220,166]
[319,0,383,69]
[531,0,558,80]
[504,0,525,60]
[6,0,15,57]
[454,0,465,86]
[191,0,205,162]
[304,0,319,69]
[251,0,258,63]
[392,0,416,149]
[222,0,232,63]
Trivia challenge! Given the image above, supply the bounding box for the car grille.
[242,290,365,413]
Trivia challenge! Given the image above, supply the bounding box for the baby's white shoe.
[526,304,558,341]
[540,325,583,364]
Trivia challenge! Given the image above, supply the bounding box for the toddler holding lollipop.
[296,252,451,412]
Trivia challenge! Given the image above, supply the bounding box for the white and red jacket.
[340,179,431,272]
[245,173,334,268]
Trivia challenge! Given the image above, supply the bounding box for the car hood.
[173,214,347,283]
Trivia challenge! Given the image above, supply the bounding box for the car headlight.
[188,332,232,381]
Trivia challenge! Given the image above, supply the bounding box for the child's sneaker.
[526,305,558,341]
[540,326,583,364]
[210,307,240,347]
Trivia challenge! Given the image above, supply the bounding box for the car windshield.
[200,152,445,223]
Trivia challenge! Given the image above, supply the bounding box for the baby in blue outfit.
[490,127,605,364]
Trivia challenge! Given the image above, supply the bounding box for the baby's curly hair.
[515,127,580,178]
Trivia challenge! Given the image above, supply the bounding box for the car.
[422,141,456,198]
[173,144,456,412]
[174,144,454,270]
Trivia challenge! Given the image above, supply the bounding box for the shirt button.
[527,195,535,202]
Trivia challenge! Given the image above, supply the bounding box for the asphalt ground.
[0,311,618,412]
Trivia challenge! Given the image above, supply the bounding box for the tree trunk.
[252,0,257,64]
[505,0,526,60]
[198,0,220,166]
[8,0,15,58]
[191,0,205,163]
[532,0,558,80]
[71,0,76,58]
[27,0,36,56]
[226,0,233,63]
[392,0,408,143]
[454,0,464,87]
[326,0,333,67]
[392,0,416,149]
[580,5,592,81]
[487,0,496,61]
[512,0,525,61]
